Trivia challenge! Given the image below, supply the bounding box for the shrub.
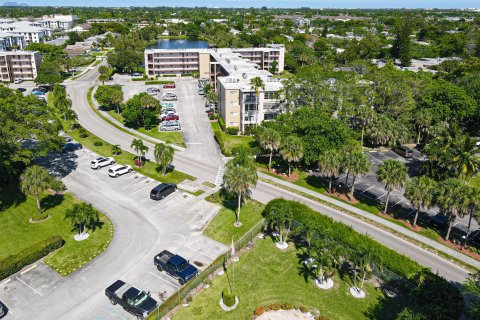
[145,80,174,85]
[225,127,239,135]
[93,141,103,147]
[0,236,64,280]
[70,122,80,130]
[299,306,309,313]
[218,117,226,131]
[269,303,281,311]
[254,306,265,316]
[316,316,330,320]
[185,295,192,304]
[222,289,236,307]
[282,303,294,310]
[78,127,89,138]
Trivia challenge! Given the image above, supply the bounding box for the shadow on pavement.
[36,151,79,179]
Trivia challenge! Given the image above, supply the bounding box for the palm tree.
[130,138,149,166]
[265,200,293,246]
[348,152,371,199]
[310,239,335,284]
[318,149,341,193]
[464,186,480,248]
[154,143,174,175]
[414,108,433,144]
[258,128,281,171]
[451,136,480,181]
[140,94,160,110]
[20,165,60,216]
[111,89,124,114]
[65,203,100,237]
[111,144,122,155]
[280,135,304,177]
[98,65,109,85]
[435,178,468,241]
[353,104,375,147]
[250,76,265,127]
[376,159,408,214]
[223,159,258,227]
[55,94,73,121]
[404,176,436,227]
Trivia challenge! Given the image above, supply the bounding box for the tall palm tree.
[130,138,149,166]
[280,135,304,177]
[65,203,100,236]
[404,176,436,227]
[140,94,160,110]
[265,201,293,246]
[98,65,109,85]
[464,186,480,248]
[55,94,73,121]
[111,89,124,114]
[154,143,174,175]
[348,152,371,199]
[20,165,59,216]
[376,159,408,214]
[451,136,480,181]
[435,178,468,241]
[223,161,258,227]
[250,76,265,127]
[258,128,281,171]
[318,149,341,193]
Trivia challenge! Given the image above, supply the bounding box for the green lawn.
[204,193,265,245]
[63,120,194,184]
[105,110,186,148]
[0,184,113,276]
[211,122,253,155]
[171,238,386,320]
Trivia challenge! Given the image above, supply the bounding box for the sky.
[15,0,480,9]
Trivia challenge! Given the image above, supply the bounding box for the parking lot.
[0,147,227,320]
[333,148,479,242]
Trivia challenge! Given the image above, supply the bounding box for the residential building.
[0,50,41,81]
[35,15,77,30]
[65,44,87,58]
[145,44,286,130]
[0,21,51,45]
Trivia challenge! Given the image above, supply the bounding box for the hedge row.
[217,117,226,131]
[0,236,64,280]
[145,80,174,85]
[212,122,230,156]
[264,199,422,278]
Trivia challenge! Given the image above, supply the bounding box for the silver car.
[159,121,181,131]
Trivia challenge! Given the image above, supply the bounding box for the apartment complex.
[0,21,51,47]
[34,15,77,30]
[0,50,41,82]
[145,44,285,130]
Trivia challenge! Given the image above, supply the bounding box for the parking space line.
[366,153,382,164]
[393,199,403,206]
[20,264,37,275]
[375,192,387,200]
[148,272,179,289]
[182,244,216,260]
[132,183,155,195]
[15,276,43,297]
[359,186,374,194]
[0,278,11,286]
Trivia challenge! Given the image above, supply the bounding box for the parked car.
[146,87,160,93]
[150,183,177,200]
[105,280,157,320]
[163,83,176,89]
[198,88,204,95]
[37,96,46,102]
[62,142,82,153]
[154,250,198,285]
[147,91,157,96]
[108,165,132,178]
[161,102,174,108]
[32,90,45,96]
[160,110,177,117]
[17,87,26,92]
[159,121,181,131]
[393,145,413,158]
[131,72,142,77]
[0,301,6,318]
[38,85,52,92]
[13,78,23,84]
[91,157,115,170]
[161,114,180,122]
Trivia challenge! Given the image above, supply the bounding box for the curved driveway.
[67,63,470,285]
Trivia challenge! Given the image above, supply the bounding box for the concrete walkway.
[258,172,480,270]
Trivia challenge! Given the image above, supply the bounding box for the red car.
[163,83,176,89]
[161,114,180,122]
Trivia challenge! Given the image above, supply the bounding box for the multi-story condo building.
[145,44,285,130]
[0,32,25,50]
[0,50,41,82]
[0,21,51,45]
[34,15,77,30]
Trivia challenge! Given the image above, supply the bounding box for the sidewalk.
[258,172,480,270]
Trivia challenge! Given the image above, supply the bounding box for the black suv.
[150,183,177,200]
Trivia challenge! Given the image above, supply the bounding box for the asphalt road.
[65,62,471,283]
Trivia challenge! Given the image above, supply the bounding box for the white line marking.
[20,264,37,275]
[182,244,215,260]
[132,183,154,195]
[359,186,374,194]
[186,142,203,145]
[0,278,11,286]
[15,276,43,297]
[148,272,179,288]
[375,192,387,200]
[393,199,403,206]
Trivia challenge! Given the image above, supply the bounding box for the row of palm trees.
[52,84,75,122]
[130,138,174,174]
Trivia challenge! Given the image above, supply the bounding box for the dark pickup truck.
[105,280,157,320]
[154,250,198,285]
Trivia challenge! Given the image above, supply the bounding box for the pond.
[148,39,209,50]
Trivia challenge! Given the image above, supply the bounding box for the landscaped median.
[211,122,253,156]
[0,185,113,278]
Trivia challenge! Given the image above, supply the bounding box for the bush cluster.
[225,127,239,135]
[93,141,103,147]
[222,289,236,307]
[0,236,64,280]
[145,80,174,85]
[217,117,226,131]
[254,303,308,317]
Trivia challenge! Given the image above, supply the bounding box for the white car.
[108,164,132,177]
[14,78,23,84]
[91,157,115,170]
